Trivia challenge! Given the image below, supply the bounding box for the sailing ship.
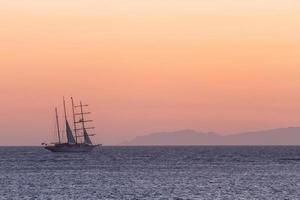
[44,97,100,152]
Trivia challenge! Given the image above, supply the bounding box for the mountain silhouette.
[123,127,300,145]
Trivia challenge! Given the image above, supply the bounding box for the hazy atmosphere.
[1,0,300,145]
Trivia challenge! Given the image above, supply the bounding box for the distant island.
[122,127,300,145]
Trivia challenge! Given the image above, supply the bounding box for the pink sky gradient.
[1,0,300,145]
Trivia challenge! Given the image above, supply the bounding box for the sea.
[0,146,300,200]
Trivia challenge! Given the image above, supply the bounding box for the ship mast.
[62,97,76,144]
[55,107,61,144]
[63,97,67,122]
[73,100,95,143]
[80,101,86,131]
[71,97,78,144]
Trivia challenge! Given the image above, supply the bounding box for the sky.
[0,0,300,145]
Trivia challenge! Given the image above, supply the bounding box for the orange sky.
[1,0,300,145]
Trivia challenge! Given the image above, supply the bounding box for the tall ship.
[44,97,101,152]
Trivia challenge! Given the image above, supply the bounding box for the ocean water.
[0,146,300,200]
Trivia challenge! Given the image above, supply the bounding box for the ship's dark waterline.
[0,146,300,199]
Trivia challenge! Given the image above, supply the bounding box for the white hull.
[44,143,100,152]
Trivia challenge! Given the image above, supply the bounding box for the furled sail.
[66,120,76,144]
[83,128,93,145]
